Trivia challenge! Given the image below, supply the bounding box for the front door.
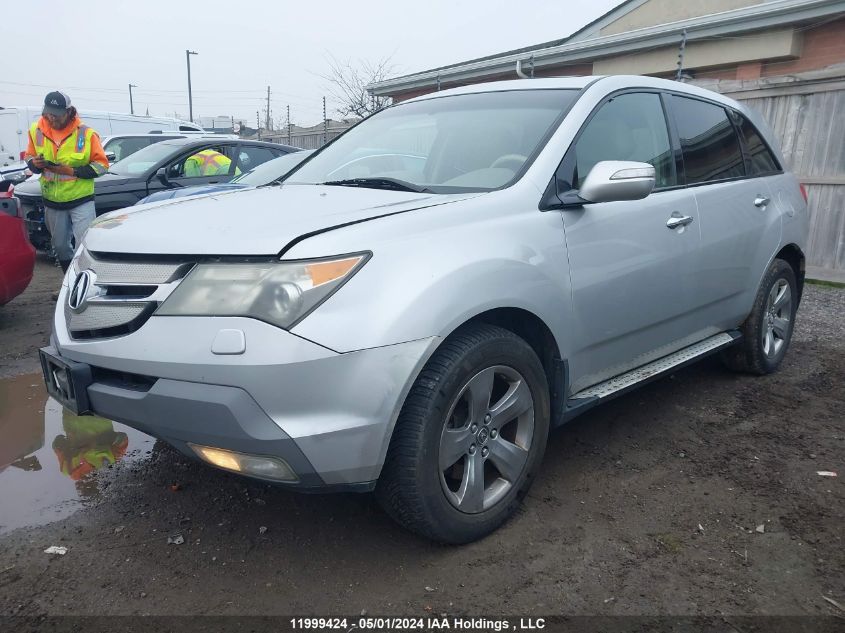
[146,144,238,195]
[558,91,703,393]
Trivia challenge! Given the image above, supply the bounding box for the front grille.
[77,249,192,284]
[66,250,193,340]
[66,301,149,333]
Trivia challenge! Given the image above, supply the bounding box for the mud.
[0,257,842,617]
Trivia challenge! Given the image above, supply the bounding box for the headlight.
[156,253,369,329]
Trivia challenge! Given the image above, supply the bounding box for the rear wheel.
[376,324,550,544]
[721,258,797,374]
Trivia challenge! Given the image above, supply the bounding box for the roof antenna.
[675,29,688,81]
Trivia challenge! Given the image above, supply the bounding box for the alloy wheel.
[762,278,792,359]
[439,365,535,513]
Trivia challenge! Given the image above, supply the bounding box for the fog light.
[189,444,298,482]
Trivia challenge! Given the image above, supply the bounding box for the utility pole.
[676,29,688,81]
[265,86,271,131]
[322,97,327,146]
[128,84,137,115]
[186,50,198,121]
[286,105,291,145]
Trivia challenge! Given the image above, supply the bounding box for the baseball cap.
[43,91,71,116]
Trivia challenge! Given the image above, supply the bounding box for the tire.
[376,323,550,544]
[720,258,797,375]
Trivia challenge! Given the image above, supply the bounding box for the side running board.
[562,331,741,423]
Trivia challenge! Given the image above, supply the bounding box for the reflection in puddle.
[0,373,156,533]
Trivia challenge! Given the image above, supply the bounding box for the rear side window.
[235,145,278,172]
[732,113,780,176]
[673,96,745,184]
[574,92,676,189]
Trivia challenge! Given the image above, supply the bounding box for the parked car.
[136,149,313,204]
[40,76,807,543]
[17,137,298,250]
[0,184,35,306]
[1,106,204,184]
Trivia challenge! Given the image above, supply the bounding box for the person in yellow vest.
[24,91,109,272]
[184,148,233,177]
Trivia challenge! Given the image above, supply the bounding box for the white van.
[0,106,204,179]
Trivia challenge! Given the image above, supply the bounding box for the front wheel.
[376,324,550,544]
[721,258,797,375]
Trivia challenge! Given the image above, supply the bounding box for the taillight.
[19,151,26,161]
[799,183,808,203]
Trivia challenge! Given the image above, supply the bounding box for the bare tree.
[321,55,394,119]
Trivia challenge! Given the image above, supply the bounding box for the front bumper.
[17,194,50,251]
[52,282,437,488]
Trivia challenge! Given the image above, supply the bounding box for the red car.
[0,184,36,306]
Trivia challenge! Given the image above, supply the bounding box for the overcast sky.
[3,0,623,128]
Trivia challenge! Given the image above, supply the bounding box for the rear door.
[667,95,782,329]
[559,91,703,393]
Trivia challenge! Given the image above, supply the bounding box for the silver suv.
[41,76,808,543]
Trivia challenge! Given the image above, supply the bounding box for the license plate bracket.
[39,346,93,415]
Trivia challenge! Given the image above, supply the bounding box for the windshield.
[288,90,578,193]
[109,142,183,176]
[233,150,313,185]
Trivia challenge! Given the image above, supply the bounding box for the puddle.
[0,373,156,534]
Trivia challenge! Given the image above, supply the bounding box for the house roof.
[368,0,845,96]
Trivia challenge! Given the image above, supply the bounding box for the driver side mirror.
[575,160,655,204]
[155,167,180,188]
[105,151,116,163]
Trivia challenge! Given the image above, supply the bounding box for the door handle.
[754,196,770,208]
[666,213,694,229]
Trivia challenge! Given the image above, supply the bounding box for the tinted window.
[674,96,744,184]
[574,92,675,189]
[733,113,779,176]
[235,146,278,173]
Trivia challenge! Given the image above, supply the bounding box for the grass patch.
[655,533,684,553]
[806,278,845,289]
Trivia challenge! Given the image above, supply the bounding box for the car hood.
[138,182,249,205]
[85,183,485,256]
[12,171,137,199]
[10,177,40,198]
[94,172,139,189]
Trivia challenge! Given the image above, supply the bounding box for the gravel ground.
[0,257,842,619]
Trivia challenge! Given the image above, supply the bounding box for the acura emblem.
[68,270,94,311]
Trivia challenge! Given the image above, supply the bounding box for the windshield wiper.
[320,177,430,193]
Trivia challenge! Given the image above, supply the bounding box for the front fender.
[288,196,573,356]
